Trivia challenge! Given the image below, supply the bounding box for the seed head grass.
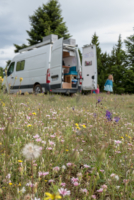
[0,93,134,199]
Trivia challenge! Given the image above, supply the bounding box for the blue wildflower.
[106,110,112,121]
[114,117,120,122]
[93,113,97,118]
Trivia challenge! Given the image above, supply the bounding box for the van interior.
[62,48,78,89]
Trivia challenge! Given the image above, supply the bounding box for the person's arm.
[104,80,108,86]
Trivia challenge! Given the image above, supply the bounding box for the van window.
[7,62,15,76]
[16,60,25,71]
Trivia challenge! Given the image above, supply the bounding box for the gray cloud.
[0,0,134,67]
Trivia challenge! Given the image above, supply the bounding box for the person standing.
[91,84,100,94]
[104,74,113,94]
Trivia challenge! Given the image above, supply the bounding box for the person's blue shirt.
[104,80,113,87]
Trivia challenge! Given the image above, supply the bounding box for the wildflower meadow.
[0,91,134,200]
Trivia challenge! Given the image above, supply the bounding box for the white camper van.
[82,44,97,91]
[4,34,97,94]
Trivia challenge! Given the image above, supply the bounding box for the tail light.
[79,71,82,85]
[46,69,50,83]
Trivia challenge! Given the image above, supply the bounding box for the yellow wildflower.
[20,77,23,82]
[82,125,86,128]
[27,124,32,127]
[2,103,5,107]
[18,183,21,186]
[9,183,12,186]
[66,149,69,152]
[18,160,23,163]
[32,112,36,115]
[45,180,47,182]
[44,192,61,200]
[0,143,2,145]
[75,123,79,126]
[76,127,81,130]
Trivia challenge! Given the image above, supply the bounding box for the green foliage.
[0,67,3,77]
[78,48,82,65]
[90,33,134,94]
[14,0,71,53]
[6,60,11,69]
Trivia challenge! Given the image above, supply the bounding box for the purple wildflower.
[106,110,112,121]
[93,113,97,118]
[114,117,120,122]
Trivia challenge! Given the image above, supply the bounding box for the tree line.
[1,0,134,94]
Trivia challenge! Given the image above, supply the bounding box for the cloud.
[0,46,16,67]
[0,0,134,67]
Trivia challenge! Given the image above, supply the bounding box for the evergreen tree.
[6,60,11,69]
[108,35,127,94]
[14,0,71,53]
[78,48,82,65]
[124,31,134,70]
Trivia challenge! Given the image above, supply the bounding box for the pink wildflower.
[38,172,43,177]
[61,183,66,187]
[84,164,91,168]
[73,182,79,186]
[100,170,104,173]
[46,147,52,150]
[66,163,72,167]
[53,166,60,172]
[43,172,49,176]
[97,188,103,193]
[123,179,129,184]
[71,177,79,183]
[80,188,88,194]
[33,134,40,138]
[36,138,42,142]
[114,140,122,144]
[48,179,54,183]
[6,174,11,179]
[58,188,70,197]
[91,195,96,199]
[50,134,56,138]
[49,140,55,146]
[101,184,107,190]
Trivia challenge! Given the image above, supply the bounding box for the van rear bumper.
[49,86,81,94]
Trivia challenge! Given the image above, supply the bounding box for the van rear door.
[82,45,97,90]
[49,38,63,89]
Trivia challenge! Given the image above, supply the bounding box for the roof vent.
[63,38,76,46]
[43,34,58,43]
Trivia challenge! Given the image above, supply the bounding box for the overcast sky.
[0,0,134,68]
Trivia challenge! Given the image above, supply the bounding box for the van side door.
[49,38,63,89]
[6,62,15,93]
[82,45,97,90]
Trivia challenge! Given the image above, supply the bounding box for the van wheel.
[34,84,42,94]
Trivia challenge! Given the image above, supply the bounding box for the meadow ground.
[0,92,134,200]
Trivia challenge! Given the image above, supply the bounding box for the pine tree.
[14,0,71,53]
[124,31,134,70]
[109,35,127,94]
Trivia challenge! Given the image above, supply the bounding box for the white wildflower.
[21,187,26,193]
[62,165,66,170]
[22,143,41,160]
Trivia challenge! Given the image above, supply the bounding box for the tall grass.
[0,92,134,200]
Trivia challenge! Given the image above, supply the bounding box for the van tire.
[34,84,42,94]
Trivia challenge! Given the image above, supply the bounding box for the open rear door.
[82,45,97,90]
[50,38,63,89]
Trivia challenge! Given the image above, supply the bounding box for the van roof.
[12,44,51,62]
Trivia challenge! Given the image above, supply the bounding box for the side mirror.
[92,75,94,79]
